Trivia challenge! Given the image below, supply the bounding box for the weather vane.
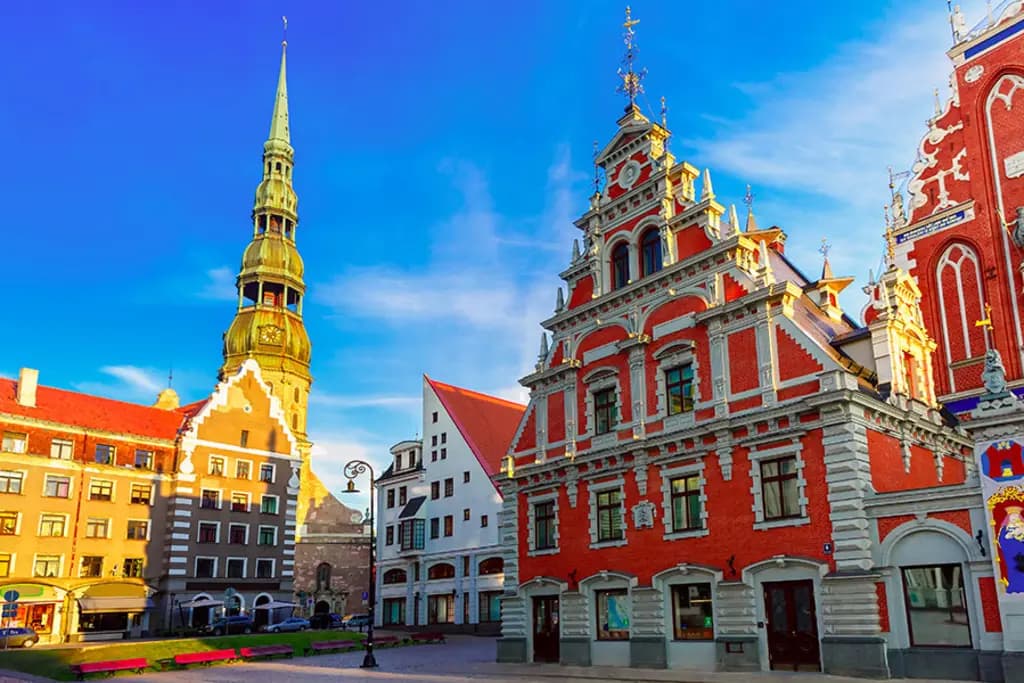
[819,238,831,260]
[282,15,288,44]
[744,184,755,211]
[593,140,600,193]
[616,6,647,105]
[660,96,668,128]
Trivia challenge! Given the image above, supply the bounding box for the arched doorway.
[253,594,271,629]
[314,600,330,615]
[185,593,216,628]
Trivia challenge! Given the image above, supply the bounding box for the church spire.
[269,20,290,146]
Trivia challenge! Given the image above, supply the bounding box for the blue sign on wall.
[2,591,18,603]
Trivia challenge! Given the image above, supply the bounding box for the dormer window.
[611,243,630,290]
[395,453,403,470]
[641,228,662,277]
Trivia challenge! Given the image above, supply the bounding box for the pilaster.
[821,404,875,571]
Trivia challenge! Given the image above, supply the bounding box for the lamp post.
[342,460,378,668]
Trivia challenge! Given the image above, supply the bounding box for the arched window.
[478,557,504,575]
[611,243,630,290]
[641,228,662,277]
[936,242,985,393]
[427,563,455,580]
[316,562,332,591]
[383,568,407,585]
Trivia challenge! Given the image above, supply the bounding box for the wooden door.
[764,580,820,671]
[532,596,560,663]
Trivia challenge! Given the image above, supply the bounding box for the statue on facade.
[1013,206,1024,248]
[891,191,907,228]
[982,347,1009,396]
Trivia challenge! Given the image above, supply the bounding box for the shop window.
[596,489,624,542]
[902,564,972,647]
[665,365,695,415]
[94,443,115,465]
[760,456,800,520]
[479,591,502,622]
[596,589,630,640]
[594,388,617,435]
[670,475,702,531]
[534,501,556,550]
[50,438,73,460]
[122,558,144,578]
[383,598,406,625]
[641,228,662,277]
[671,583,713,640]
[0,471,22,494]
[383,568,407,585]
[79,612,128,633]
[79,556,103,578]
[44,475,71,499]
[611,243,630,290]
[428,594,454,624]
[89,480,113,501]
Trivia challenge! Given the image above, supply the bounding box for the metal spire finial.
[744,185,755,211]
[819,238,831,260]
[592,140,600,193]
[168,366,174,389]
[660,96,667,128]
[616,6,647,106]
[282,15,288,44]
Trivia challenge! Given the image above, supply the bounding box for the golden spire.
[616,6,646,107]
[884,204,896,267]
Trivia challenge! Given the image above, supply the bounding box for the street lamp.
[342,460,378,669]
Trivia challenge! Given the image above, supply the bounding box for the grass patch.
[0,629,365,681]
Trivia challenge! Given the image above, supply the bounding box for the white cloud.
[100,365,164,394]
[311,392,420,410]
[197,266,237,301]
[308,431,394,512]
[73,365,169,402]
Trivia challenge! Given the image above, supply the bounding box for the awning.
[78,597,153,613]
[179,598,224,609]
[253,601,297,610]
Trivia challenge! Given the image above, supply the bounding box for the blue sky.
[0,0,992,495]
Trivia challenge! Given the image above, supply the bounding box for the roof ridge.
[425,376,525,408]
[0,377,176,413]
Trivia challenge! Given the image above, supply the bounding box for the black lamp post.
[342,460,378,669]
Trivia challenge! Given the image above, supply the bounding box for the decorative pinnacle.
[819,239,834,280]
[744,185,758,231]
[660,96,667,128]
[616,6,647,106]
[700,168,714,201]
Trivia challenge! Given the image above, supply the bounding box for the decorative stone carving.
[1014,206,1024,248]
[566,468,579,508]
[179,451,195,475]
[631,500,656,529]
[982,348,1009,396]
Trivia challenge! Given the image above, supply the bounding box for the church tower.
[221,36,312,445]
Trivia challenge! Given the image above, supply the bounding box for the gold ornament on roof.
[616,6,647,105]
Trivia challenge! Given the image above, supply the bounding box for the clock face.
[258,325,284,346]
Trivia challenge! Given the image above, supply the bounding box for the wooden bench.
[304,639,361,656]
[410,631,446,644]
[71,658,149,680]
[239,644,294,660]
[368,635,400,647]
[173,648,238,667]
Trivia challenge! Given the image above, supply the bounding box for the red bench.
[368,635,400,647]
[173,648,237,667]
[71,658,148,679]
[304,639,361,656]
[239,644,294,660]
[410,631,446,644]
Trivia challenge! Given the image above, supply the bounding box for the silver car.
[265,617,310,633]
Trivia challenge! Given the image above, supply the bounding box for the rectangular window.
[233,460,250,479]
[444,478,453,497]
[256,559,274,578]
[594,388,617,435]
[431,481,440,500]
[258,526,277,545]
[261,495,278,515]
[122,558,144,578]
[0,471,24,494]
[432,411,438,423]
[50,438,73,460]
[597,489,623,542]
[443,515,453,537]
[127,483,150,505]
[125,520,148,540]
[385,526,394,546]
[85,517,110,538]
[240,430,249,448]
[760,456,800,520]
[259,464,275,483]
[383,598,406,626]
[428,594,454,624]
[395,453,403,470]
[0,512,17,535]
[228,524,247,544]
[200,489,221,510]
[665,365,695,415]
[79,556,103,578]
[481,514,489,528]
[0,553,10,578]
[430,517,439,539]
[441,432,447,444]
[134,449,154,470]
[478,591,502,623]
[670,475,702,531]
[2,432,27,454]
[399,519,425,551]
[198,522,218,543]
[535,501,556,550]
[387,489,395,509]
[397,522,404,547]
[431,450,437,462]
[230,492,249,512]
[463,471,470,483]
[596,589,630,640]
[94,443,115,465]
[89,480,113,501]
[195,558,215,578]
[463,508,470,521]
[671,583,713,640]
[432,435,438,447]
[440,448,447,460]
[44,475,71,498]
[226,558,245,578]
[902,564,972,647]
[34,555,60,577]
[399,486,407,505]
[39,514,66,537]
[208,456,225,476]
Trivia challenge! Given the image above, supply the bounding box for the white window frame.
[88,478,115,502]
[235,459,253,480]
[527,492,560,556]
[228,522,250,545]
[260,494,280,515]
[225,556,247,579]
[50,438,74,460]
[43,474,73,499]
[94,443,116,465]
[194,556,218,578]
[200,488,222,510]
[583,368,622,444]
[257,524,278,546]
[229,490,251,513]
[588,477,627,549]
[255,558,276,579]
[84,517,112,539]
[196,520,221,544]
[78,554,105,578]
[208,455,227,477]
[129,482,153,506]
[0,552,14,578]
[748,440,810,530]
[0,470,26,495]
[659,460,709,541]
[0,510,22,536]
[259,463,276,484]
[125,518,151,541]
[32,553,63,578]
[2,432,27,454]
[38,512,69,538]
[653,341,700,428]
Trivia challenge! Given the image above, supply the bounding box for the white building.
[374,376,524,632]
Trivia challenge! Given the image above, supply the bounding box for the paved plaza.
[0,635,970,683]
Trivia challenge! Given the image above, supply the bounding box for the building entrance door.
[763,580,820,671]
[532,596,559,663]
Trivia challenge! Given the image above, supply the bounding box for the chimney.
[16,368,38,408]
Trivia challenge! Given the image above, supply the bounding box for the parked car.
[265,617,309,633]
[308,613,342,630]
[0,627,38,648]
[341,614,370,630]
[201,615,254,636]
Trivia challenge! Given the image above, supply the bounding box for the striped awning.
[78,597,153,613]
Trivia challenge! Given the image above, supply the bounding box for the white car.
[265,617,310,633]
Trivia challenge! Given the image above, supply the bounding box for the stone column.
[496,483,526,662]
[714,581,759,671]
[820,572,888,677]
[560,591,591,665]
[629,586,666,668]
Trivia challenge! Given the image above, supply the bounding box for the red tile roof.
[0,377,188,441]
[426,377,526,480]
